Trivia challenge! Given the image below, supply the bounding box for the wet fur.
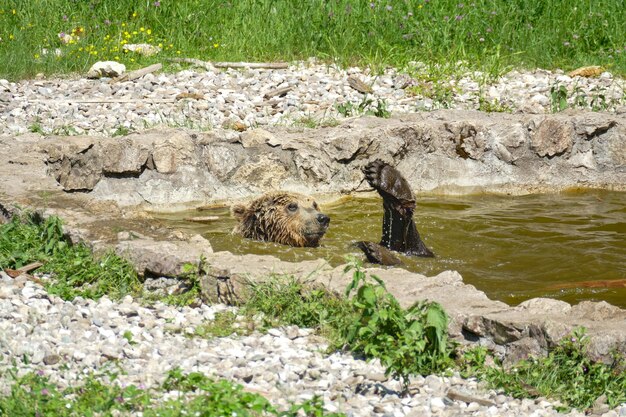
[232,192,329,247]
[363,160,434,258]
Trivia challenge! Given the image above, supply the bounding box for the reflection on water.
[157,190,626,308]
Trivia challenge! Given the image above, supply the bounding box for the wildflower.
[146,29,152,35]
[36,370,45,376]
[62,14,68,21]
[115,396,124,403]
[40,388,49,395]
[386,5,392,11]
[455,14,463,20]
[369,2,375,8]
[458,3,464,7]
[479,37,484,42]
[486,27,492,32]
[213,43,219,48]
[572,34,579,40]
[153,1,161,6]
[9,34,14,40]
[12,9,16,14]
[443,15,450,21]
[132,11,137,18]
[104,19,111,25]
[563,41,571,47]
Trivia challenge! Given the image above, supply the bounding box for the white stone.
[86,61,126,79]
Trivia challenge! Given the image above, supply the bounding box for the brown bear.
[232,192,330,247]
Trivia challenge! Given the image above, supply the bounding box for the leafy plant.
[0,213,141,300]
[244,276,350,339]
[550,83,569,113]
[193,311,253,338]
[341,261,455,390]
[472,328,626,410]
[336,96,391,118]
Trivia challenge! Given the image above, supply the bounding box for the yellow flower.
[12,9,16,14]
[34,53,40,58]
[132,11,137,18]
[146,29,152,35]
[158,43,163,48]
[132,31,138,35]
[140,27,144,32]
[176,50,181,54]
[213,43,219,48]
[9,34,14,40]
[121,23,126,27]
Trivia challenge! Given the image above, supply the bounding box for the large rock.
[115,235,213,277]
[86,61,126,79]
[531,118,574,157]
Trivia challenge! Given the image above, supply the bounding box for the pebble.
[0,62,623,136]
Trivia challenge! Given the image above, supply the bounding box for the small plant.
[112,125,132,137]
[341,261,455,390]
[193,311,253,338]
[244,276,350,339]
[0,213,141,300]
[336,96,391,118]
[478,95,512,113]
[28,119,45,134]
[550,83,569,113]
[474,328,626,410]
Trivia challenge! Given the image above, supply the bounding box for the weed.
[244,276,351,340]
[342,261,455,390]
[0,368,344,416]
[0,213,141,300]
[112,125,132,137]
[336,96,390,118]
[550,83,569,113]
[28,119,44,134]
[478,95,512,113]
[193,311,253,338]
[466,328,626,410]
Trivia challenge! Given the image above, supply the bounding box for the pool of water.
[157,190,626,308]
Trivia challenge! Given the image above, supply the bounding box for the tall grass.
[0,0,624,79]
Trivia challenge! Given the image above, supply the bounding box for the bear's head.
[232,192,330,247]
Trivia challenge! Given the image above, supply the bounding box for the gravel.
[0,60,624,136]
[2,272,625,416]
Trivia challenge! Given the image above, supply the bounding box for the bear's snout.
[316,213,330,227]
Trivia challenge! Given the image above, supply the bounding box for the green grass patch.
[0,212,141,300]
[461,329,626,410]
[0,368,344,416]
[0,0,624,80]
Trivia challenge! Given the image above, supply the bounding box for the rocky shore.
[4,272,625,417]
[0,61,624,136]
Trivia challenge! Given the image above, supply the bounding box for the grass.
[461,329,626,410]
[0,0,625,80]
[0,367,345,416]
[0,212,141,300]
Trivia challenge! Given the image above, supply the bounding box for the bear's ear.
[231,204,248,221]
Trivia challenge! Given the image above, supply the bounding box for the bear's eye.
[287,203,298,212]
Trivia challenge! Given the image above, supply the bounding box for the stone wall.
[38,110,625,209]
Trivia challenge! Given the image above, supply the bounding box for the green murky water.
[157,190,626,308]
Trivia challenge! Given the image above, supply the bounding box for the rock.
[86,61,126,79]
[531,118,574,157]
[122,43,161,57]
[151,132,196,174]
[239,129,275,148]
[116,237,213,278]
